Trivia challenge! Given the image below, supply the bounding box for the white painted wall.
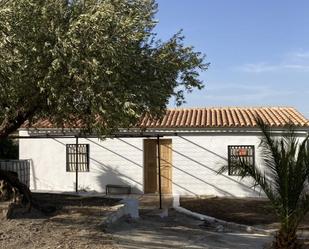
[19,130,144,193]
[171,135,262,197]
[19,129,308,197]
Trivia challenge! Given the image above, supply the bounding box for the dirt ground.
[0,193,120,249]
[180,196,309,246]
[109,208,271,249]
[180,196,309,229]
[0,193,300,249]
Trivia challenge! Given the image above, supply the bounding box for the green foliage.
[0,0,208,137]
[0,138,18,159]
[219,119,309,248]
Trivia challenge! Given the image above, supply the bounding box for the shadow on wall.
[84,138,143,194]
[88,138,204,196]
[52,138,143,194]
[118,138,261,197]
[91,159,143,194]
[117,138,235,196]
[29,159,38,190]
[31,137,261,196]
[178,136,263,196]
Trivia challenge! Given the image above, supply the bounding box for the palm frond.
[218,118,309,232]
[218,153,279,206]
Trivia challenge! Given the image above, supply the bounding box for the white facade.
[19,129,308,197]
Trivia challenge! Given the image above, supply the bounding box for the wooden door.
[144,140,157,193]
[159,139,172,194]
[143,139,172,194]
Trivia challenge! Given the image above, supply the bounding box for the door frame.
[143,138,172,194]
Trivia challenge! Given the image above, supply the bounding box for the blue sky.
[155,0,309,118]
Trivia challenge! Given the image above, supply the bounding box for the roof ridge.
[167,106,298,110]
[23,106,309,129]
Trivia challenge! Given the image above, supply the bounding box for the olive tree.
[0,0,207,208]
[0,0,207,137]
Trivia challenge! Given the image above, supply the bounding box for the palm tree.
[219,119,309,249]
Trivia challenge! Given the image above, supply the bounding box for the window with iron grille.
[66,144,89,172]
[228,145,255,176]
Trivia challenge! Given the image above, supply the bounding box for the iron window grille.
[66,144,89,172]
[228,145,255,176]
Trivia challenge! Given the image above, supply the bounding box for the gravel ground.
[3,194,306,249]
[0,212,117,249]
[108,208,271,249]
[0,206,272,249]
[0,193,120,249]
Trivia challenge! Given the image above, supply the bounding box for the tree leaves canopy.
[0,0,208,136]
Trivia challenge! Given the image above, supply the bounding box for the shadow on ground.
[108,209,271,249]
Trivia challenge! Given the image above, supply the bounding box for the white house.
[19,107,309,197]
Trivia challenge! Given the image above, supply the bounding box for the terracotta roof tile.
[140,107,309,128]
[23,107,309,129]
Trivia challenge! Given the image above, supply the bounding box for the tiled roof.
[139,107,309,128]
[25,119,83,129]
[24,107,309,129]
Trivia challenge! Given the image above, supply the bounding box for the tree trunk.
[0,113,34,212]
[0,109,35,139]
[0,179,13,201]
[0,169,32,212]
[0,107,38,212]
[273,228,301,249]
